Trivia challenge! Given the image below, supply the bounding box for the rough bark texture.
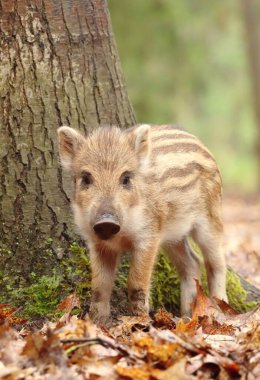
[0,0,136,280]
[241,0,260,188]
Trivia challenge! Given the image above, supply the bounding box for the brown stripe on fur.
[203,169,222,188]
[160,162,209,181]
[165,175,200,191]
[209,173,223,199]
[161,167,221,192]
[152,133,197,143]
[152,142,214,160]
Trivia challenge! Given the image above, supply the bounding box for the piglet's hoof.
[129,288,149,316]
[88,312,111,327]
[89,304,111,327]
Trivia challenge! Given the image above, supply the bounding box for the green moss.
[12,275,63,317]
[151,250,257,315]
[0,243,92,318]
[0,242,257,319]
[226,270,257,312]
[151,253,180,314]
[61,242,92,303]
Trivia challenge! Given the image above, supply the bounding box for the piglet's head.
[58,125,151,242]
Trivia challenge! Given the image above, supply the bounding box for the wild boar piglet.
[58,124,228,324]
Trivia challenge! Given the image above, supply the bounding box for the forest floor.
[223,194,260,288]
[0,194,259,380]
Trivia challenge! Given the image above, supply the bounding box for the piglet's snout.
[93,214,120,240]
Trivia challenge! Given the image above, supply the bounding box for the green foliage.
[109,0,258,191]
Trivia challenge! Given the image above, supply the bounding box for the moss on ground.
[151,253,257,315]
[0,243,92,318]
[225,270,257,312]
[0,243,258,319]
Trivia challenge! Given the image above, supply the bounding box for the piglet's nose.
[93,216,120,240]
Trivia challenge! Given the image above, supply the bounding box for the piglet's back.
[141,125,221,198]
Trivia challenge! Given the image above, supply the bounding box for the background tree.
[0,0,135,283]
[241,0,260,189]
[110,0,258,192]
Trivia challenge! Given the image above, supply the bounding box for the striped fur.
[58,124,227,324]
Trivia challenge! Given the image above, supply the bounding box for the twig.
[60,337,130,356]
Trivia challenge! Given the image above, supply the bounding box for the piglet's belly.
[160,218,195,244]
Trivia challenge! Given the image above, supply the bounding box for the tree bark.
[241,0,260,189]
[0,0,136,280]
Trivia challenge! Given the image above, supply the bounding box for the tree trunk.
[0,0,136,281]
[241,0,260,189]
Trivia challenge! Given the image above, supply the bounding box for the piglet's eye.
[123,176,130,185]
[80,171,93,188]
[121,171,132,188]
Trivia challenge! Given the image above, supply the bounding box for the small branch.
[60,337,130,356]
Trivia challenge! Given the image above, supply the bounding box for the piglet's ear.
[132,124,151,165]
[57,126,85,170]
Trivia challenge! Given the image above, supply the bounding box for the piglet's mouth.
[93,213,120,241]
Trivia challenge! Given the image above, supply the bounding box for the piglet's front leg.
[128,241,160,316]
[89,247,119,325]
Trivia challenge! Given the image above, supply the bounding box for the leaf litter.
[223,195,260,288]
[0,285,259,380]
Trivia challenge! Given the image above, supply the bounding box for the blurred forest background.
[109,0,260,193]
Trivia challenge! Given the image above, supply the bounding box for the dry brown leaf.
[56,293,81,323]
[174,318,198,337]
[110,315,150,342]
[192,280,216,319]
[214,298,239,316]
[134,335,182,363]
[200,315,235,336]
[22,330,66,367]
[155,358,189,380]
[214,304,260,329]
[22,333,45,361]
[153,308,176,330]
[116,365,150,380]
[83,360,117,379]
[0,304,27,325]
[187,354,220,377]
[0,287,258,380]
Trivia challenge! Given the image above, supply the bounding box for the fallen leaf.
[0,305,27,325]
[153,308,176,330]
[83,360,117,379]
[214,304,260,329]
[116,364,153,380]
[200,315,235,335]
[214,298,239,316]
[155,358,189,380]
[135,335,182,363]
[22,329,66,367]
[174,318,198,337]
[187,353,220,375]
[192,280,216,319]
[110,315,150,342]
[56,293,81,323]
